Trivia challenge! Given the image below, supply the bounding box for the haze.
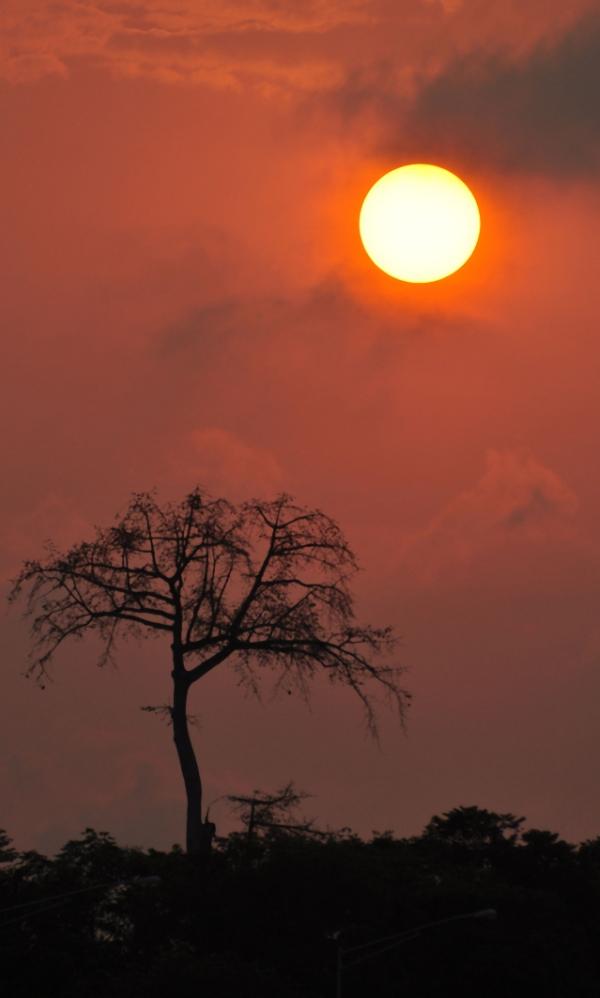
[2,0,600,853]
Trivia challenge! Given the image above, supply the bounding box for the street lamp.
[332,908,497,998]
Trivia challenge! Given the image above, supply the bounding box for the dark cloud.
[156,278,474,373]
[405,11,600,176]
[503,487,559,529]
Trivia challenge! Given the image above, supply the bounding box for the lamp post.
[332,908,497,998]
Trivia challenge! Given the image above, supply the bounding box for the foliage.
[226,781,326,841]
[1,805,600,997]
[423,805,525,846]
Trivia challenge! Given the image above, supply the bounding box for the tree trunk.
[172,676,213,856]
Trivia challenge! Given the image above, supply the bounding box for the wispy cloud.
[0,0,371,89]
[400,450,579,584]
[170,427,283,499]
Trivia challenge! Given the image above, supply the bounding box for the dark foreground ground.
[1,805,599,997]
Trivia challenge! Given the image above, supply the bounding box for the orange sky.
[2,0,600,852]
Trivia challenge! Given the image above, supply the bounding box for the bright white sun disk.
[359,164,481,283]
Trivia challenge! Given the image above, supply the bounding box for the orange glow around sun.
[359,164,481,283]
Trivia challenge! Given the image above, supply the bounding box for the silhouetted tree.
[0,830,17,866]
[5,807,600,997]
[10,489,409,855]
[227,782,325,843]
[424,805,525,848]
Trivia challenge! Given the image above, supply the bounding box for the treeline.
[2,806,600,997]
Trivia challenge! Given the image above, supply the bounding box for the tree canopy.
[1,805,598,998]
[10,489,409,852]
[10,489,407,721]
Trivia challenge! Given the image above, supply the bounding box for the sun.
[359,164,481,283]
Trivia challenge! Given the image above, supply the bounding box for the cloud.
[169,427,283,500]
[434,450,578,533]
[324,8,600,177]
[0,0,370,90]
[98,0,371,34]
[154,280,483,458]
[404,10,600,176]
[400,450,579,584]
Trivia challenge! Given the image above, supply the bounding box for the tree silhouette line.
[2,805,600,997]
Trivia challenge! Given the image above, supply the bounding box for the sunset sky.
[2,0,600,853]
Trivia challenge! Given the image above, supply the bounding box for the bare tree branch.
[9,487,410,852]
